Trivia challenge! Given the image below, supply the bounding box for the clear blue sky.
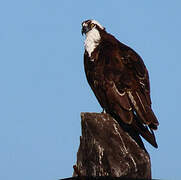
[0,0,180,180]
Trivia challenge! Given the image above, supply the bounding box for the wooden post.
[73,113,151,179]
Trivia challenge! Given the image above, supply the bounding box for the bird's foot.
[101,109,106,113]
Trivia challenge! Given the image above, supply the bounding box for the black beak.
[81,26,89,35]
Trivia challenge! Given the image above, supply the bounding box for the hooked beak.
[81,26,89,35]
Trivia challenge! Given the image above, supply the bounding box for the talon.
[73,165,81,176]
[101,109,106,113]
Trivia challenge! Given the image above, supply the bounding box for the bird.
[81,19,159,148]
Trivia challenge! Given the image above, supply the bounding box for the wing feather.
[105,81,133,124]
[118,44,159,129]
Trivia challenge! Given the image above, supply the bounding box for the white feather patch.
[91,20,104,30]
[84,27,101,57]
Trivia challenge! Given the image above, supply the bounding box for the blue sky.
[0,0,180,179]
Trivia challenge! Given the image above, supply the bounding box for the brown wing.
[118,44,159,130]
[98,36,159,147]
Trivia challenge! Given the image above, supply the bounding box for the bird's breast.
[84,28,101,58]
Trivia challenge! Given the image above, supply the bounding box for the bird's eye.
[90,23,95,29]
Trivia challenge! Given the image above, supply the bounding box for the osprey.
[81,20,159,148]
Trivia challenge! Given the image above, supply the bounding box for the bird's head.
[81,20,105,35]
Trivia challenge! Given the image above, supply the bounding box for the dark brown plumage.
[82,20,159,148]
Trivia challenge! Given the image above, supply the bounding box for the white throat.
[84,28,101,57]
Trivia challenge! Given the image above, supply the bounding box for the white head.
[81,19,105,35]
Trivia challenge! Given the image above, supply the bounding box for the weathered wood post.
[73,112,151,179]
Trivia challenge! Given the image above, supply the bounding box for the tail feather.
[132,116,158,148]
[127,90,158,148]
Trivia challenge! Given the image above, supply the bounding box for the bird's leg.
[73,165,81,176]
[101,108,106,113]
